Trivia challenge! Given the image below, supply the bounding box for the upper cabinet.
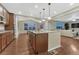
[3,9,9,25]
[5,13,14,30]
[0,4,9,24]
[0,4,14,30]
[0,5,3,16]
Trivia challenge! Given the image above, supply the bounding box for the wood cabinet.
[0,31,14,52]
[29,32,48,54]
[32,34,36,51]
[0,4,14,30]
[0,5,3,16]
[6,12,9,25]
[0,34,2,52]
[6,32,10,45]
[2,33,7,49]
[35,33,48,54]
[5,13,14,30]
[0,4,10,25]
[0,4,9,24]
[6,32,13,45]
[29,32,36,51]
[8,13,14,30]
[0,4,14,53]
[3,9,9,25]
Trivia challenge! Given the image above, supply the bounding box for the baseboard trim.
[48,45,61,52]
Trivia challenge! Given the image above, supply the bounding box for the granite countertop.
[0,30,13,34]
[31,30,60,34]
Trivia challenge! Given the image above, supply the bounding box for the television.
[76,23,79,28]
[64,23,69,30]
[71,23,76,28]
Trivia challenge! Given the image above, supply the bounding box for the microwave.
[0,16,6,24]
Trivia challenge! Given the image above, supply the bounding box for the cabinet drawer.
[0,35,2,52]
[2,34,7,49]
[36,33,48,54]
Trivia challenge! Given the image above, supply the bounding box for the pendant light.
[42,8,45,21]
[48,3,52,20]
[39,12,42,23]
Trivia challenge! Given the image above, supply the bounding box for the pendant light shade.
[42,8,45,21]
[48,3,52,20]
[39,12,42,23]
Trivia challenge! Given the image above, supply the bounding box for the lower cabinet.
[0,31,14,52]
[6,32,10,45]
[35,33,48,54]
[0,35,2,52]
[6,32,13,45]
[29,32,48,54]
[2,33,7,50]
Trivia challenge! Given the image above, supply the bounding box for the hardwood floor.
[1,33,79,55]
[0,33,34,55]
[49,36,79,55]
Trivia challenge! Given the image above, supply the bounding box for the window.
[24,23,28,30]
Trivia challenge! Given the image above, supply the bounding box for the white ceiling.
[2,3,79,19]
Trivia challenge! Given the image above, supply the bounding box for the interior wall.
[48,21,56,30]
[14,15,41,38]
[48,21,65,30]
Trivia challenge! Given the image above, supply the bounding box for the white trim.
[48,45,61,52]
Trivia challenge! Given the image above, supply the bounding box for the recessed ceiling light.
[42,19,45,21]
[39,21,42,23]
[34,5,38,8]
[72,19,76,21]
[70,3,74,6]
[47,17,51,20]
[18,11,22,14]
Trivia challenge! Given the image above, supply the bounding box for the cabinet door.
[29,32,33,46]
[29,32,36,50]
[6,32,13,45]
[9,13,14,30]
[5,13,14,30]
[9,32,13,42]
[2,33,7,49]
[32,34,35,51]
[6,11,9,25]
[0,35,2,52]
[6,32,10,45]
[3,9,9,25]
[0,5,3,16]
[36,33,48,54]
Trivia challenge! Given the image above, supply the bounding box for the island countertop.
[30,30,60,34]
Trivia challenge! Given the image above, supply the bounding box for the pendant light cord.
[43,8,45,19]
[40,12,42,19]
[48,3,51,17]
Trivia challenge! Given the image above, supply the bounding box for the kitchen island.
[28,31,61,54]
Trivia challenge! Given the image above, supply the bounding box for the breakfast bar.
[28,31,61,54]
